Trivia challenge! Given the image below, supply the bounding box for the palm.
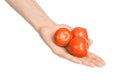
[39,24,105,67]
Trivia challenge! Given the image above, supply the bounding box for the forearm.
[6,0,56,31]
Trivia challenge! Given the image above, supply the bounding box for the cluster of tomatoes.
[54,27,89,57]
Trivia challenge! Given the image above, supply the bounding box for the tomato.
[72,27,88,40]
[54,28,73,46]
[68,37,88,57]
[72,27,89,48]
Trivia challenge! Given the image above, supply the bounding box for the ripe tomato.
[68,37,88,57]
[54,28,73,46]
[72,27,88,40]
[72,27,89,48]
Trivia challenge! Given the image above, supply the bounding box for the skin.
[6,0,105,67]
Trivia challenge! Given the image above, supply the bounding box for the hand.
[38,24,105,67]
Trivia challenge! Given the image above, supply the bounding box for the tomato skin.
[72,27,88,40]
[54,28,73,46]
[68,37,88,57]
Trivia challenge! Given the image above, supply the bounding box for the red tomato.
[68,37,88,57]
[72,27,89,48]
[72,27,88,40]
[54,28,73,46]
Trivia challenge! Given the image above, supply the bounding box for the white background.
[0,0,120,80]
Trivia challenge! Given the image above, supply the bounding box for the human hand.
[6,0,105,67]
[38,24,105,67]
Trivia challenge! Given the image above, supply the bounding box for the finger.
[91,59,104,67]
[87,52,105,67]
[62,53,82,64]
[88,52,105,64]
[64,53,96,67]
[78,57,96,67]
[88,38,93,46]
